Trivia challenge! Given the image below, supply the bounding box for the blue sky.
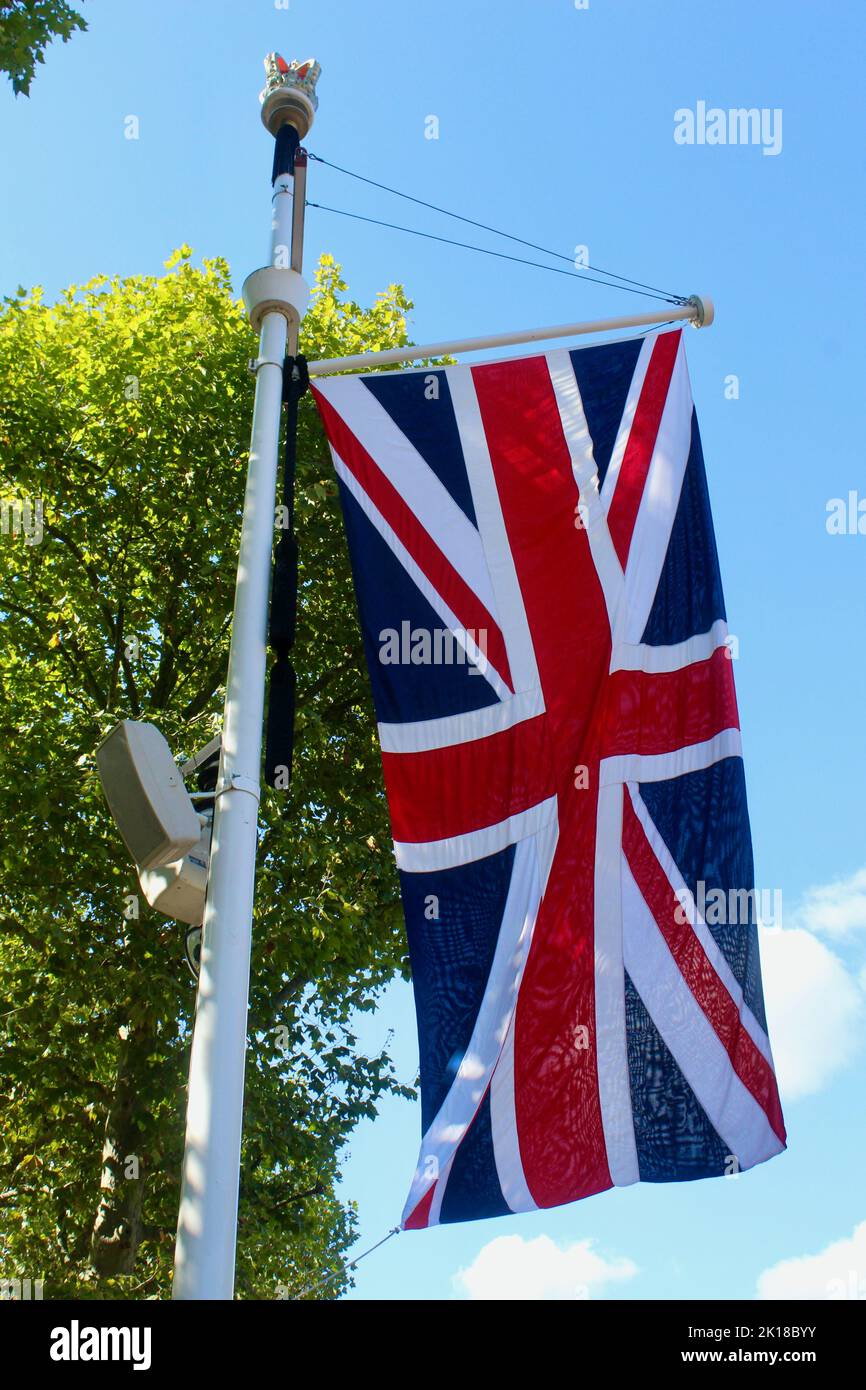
[3,0,865,1300]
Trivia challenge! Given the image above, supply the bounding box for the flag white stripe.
[627,785,775,1068]
[488,1013,533,1213]
[317,373,500,620]
[426,1152,455,1228]
[401,835,541,1226]
[378,685,544,755]
[599,729,743,787]
[600,334,655,509]
[546,349,625,632]
[394,795,558,873]
[615,336,694,646]
[489,817,558,1215]
[446,365,541,695]
[610,619,730,674]
[333,454,511,701]
[622,856,784,1171]
[593,782,640,1186]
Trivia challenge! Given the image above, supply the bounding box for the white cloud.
[794,867,866,940]
[760,925,863,1100]
[454,1233,638,1301]
[757,1220,866,1300]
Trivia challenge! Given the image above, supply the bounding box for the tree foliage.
[0,248,414,1298]
[0,0,86,96]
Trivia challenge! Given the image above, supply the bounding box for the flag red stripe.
[381,713,553,844]
[312,385,514,691]
[402,1184,436,1231]
[607,331,681,568]
[622,796,786,1146]
[602,646,740,759]
[472,354,613,1207]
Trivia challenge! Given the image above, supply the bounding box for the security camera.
[184,925,203,979]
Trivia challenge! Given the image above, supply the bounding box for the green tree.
[0,248,414,1299]
[0,0,86,96]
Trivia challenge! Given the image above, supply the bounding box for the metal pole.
[306,296,714,376]
[173,53,319,1302]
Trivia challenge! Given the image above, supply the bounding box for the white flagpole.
[306,296,713,376]
[172,55,318,1302]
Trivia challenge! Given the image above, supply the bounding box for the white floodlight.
[138,827,210,926]
[96,720,201,870]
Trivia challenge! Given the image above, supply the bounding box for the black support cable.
[291,1227,401,1301]
[308,151,688,304]
[265,354,309,789]
[306,202,679,304]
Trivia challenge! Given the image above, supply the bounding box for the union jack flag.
[311,329,786,1229]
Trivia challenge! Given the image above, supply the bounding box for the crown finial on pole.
[260,52,321,138]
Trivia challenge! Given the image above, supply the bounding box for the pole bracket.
[247,355,285,376]
[214,772,261,804]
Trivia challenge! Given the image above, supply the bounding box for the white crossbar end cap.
[687,294,714,327]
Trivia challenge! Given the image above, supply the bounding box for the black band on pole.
[268,531,298,652]
[272,123,300,183]
[264,354,308,789]
[264,655,297,791]
[281,351,309,407]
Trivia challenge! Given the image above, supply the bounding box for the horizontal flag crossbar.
[306,296,713,376]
